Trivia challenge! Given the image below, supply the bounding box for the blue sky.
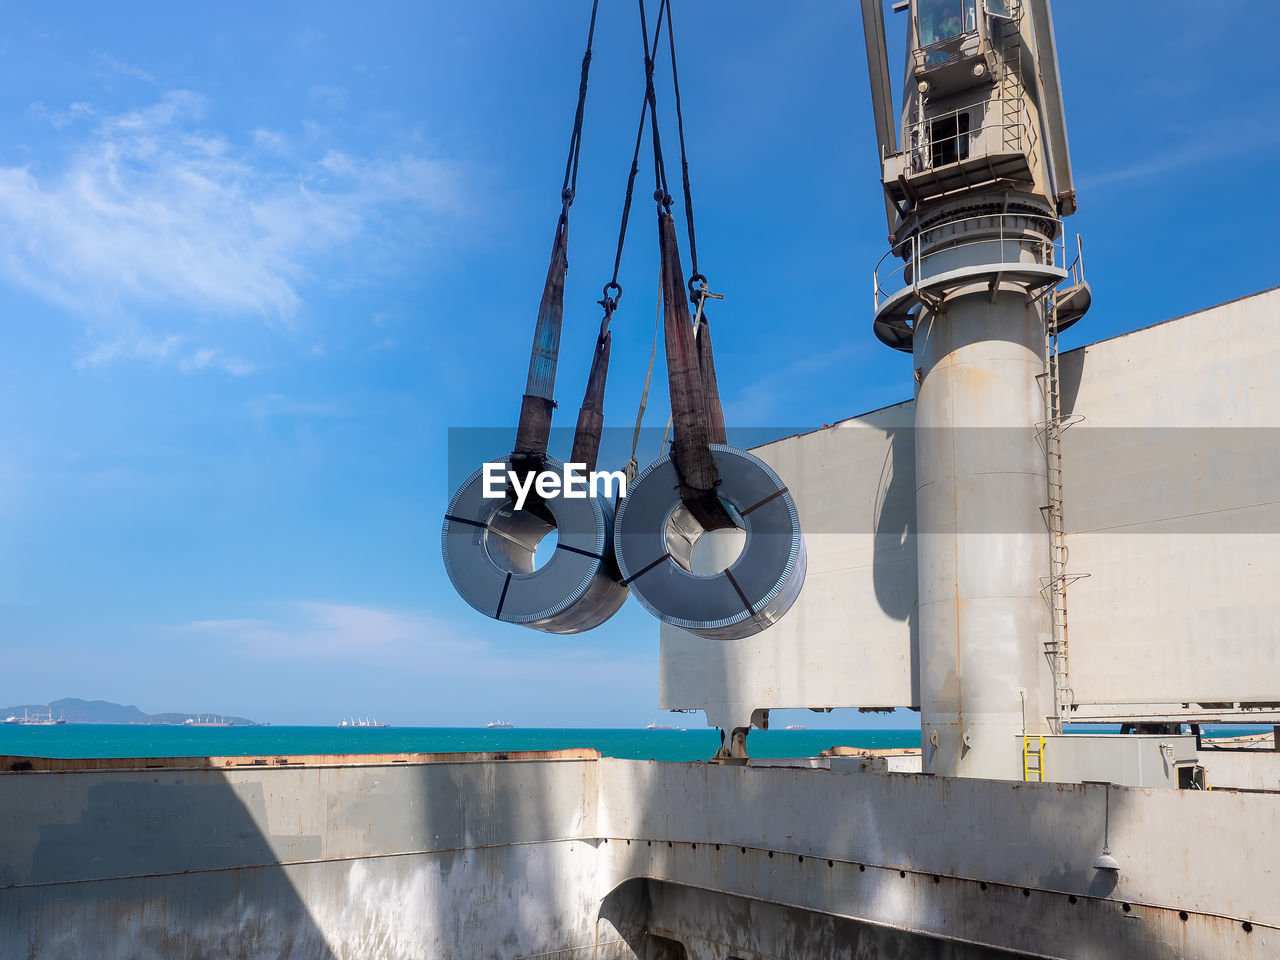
[0,1,1275,726]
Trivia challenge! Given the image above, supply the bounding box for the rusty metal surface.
[0,747,599,773]
[911,284,1055,779]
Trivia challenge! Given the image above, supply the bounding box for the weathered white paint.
[661,286,1280,730]
[2,754,1276,958]
[911,285,1055,780]
[1060,287,1280,713]
[1034,733,1198,787]
[1199,748,1280,792]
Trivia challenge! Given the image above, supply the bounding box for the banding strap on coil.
[659,210,732,531]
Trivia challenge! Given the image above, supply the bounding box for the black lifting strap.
[665,0,725,446]
[695,299,727,445]
[660,210,733,530]
[569,303,611,474]
[512,216,569,482]
[511,0,601,484]
[648,0,730,530]
[570,0,671,475]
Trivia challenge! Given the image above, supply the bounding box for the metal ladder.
[998,4,1024,155]
[1039,300,1087,732]
[1023,735,1046,782]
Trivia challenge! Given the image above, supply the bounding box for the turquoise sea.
[0,725,922,763]
[2,725,1257,763]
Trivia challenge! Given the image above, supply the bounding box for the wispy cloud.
[96,54,156,84]
[1078,116,1280,191]
[75,334,180,369]
[74,333,256,376]
[182,602,647,685]
[178,347,257,377]
[308,85,348,111]
[186,603,430,660]
[2,90,464,370]
[28,100,96,131]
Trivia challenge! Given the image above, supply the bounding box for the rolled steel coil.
[441,456,627,634]
[613,444,806,640]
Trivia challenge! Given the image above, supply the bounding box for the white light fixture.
[1094,786,1119,871]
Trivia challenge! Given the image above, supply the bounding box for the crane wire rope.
[573,0,670,475]
[511,0,602,492]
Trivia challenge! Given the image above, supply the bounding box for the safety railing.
[873,212,1065,312]
[900,95,1038,176]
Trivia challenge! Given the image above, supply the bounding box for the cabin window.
[985,0,1015,18]
[918,0,977,46]
[930,112,971,167]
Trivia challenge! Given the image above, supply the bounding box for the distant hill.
[1,698,258,726]
[53,698,148,723]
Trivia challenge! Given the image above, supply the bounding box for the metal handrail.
[873,213,1066,310]
[899,95,1037,175]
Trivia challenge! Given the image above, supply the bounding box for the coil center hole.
[666,499,746,575]
[485,505,558,574]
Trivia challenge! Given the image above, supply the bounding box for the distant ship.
[183,716,232,727]
[338,718,390,728]
[3,709,66,726]
[784,724,806,731]
[485,721,514,730]
[645,721,674,730]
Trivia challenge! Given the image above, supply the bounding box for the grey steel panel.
[1060,286,1280,712]
[661,286,1280,727]
[5,756,1277,958]
[859,0,900,235]
[660,403,918,732]
[1026,0,1076,209]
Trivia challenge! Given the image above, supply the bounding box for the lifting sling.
[511,0,601,490]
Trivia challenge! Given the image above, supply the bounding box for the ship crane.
[860,0,1091,779]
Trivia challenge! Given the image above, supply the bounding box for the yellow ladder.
[1023,736,1046,782]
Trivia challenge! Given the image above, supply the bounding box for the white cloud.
[252,128,289,153]
[177,346,257,377]
[2,90,463,369]
[75,333,179,369]
[29,100,96,131]
[187,603,429,660]
[97,54,156,84]
[74,333,255,376]
[181,602,648,685]
[308,85,349,111]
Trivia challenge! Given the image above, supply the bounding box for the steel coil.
[613,444,806,640]
[441,456,628,634]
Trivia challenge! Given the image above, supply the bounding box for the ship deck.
[2,748,1277,958]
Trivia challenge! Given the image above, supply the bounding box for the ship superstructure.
[2,3,1279,958]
